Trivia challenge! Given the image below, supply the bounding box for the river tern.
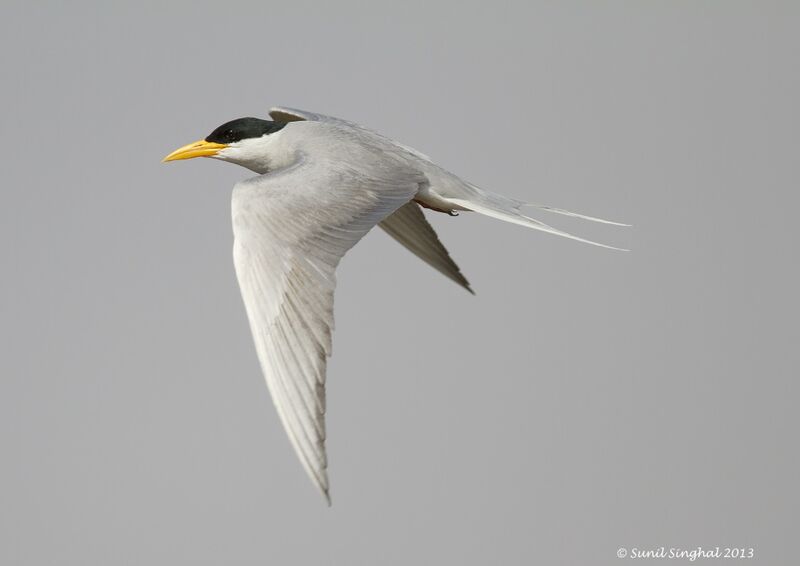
[163,106,627,503]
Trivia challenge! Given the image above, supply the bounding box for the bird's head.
[163,117,289,172]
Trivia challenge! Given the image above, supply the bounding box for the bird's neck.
[223,134,298,174]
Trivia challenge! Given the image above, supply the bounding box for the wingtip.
[317,472,332,506]
[458,279,476,295]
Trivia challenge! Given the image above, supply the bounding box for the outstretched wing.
[232,155,421,503]
[379,202,473,293]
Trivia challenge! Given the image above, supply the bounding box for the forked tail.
[443,186,629,251]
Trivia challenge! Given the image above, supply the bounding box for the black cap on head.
[205,117,288,144]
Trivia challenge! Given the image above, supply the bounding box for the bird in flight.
[163,106,627,504]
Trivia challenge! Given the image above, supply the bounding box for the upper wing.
[268,107,317,122]
[232,156,421,503]
[270,106,435,163]
[379,202,473,294]
[269,106,352,125]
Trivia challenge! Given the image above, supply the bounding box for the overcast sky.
[1,2,797,564]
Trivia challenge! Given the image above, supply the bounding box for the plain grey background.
[1,1,797,564]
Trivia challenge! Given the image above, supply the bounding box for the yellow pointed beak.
[162,139,228,162]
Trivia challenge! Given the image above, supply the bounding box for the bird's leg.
[413,199,461,216]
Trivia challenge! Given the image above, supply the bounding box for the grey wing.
[269,106,357,127]
[268,107,320,123]
[379,202,473,294]
[232,158,421,503]
[270,106,434,162]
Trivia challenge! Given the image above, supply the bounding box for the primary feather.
[379,201,473,293]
